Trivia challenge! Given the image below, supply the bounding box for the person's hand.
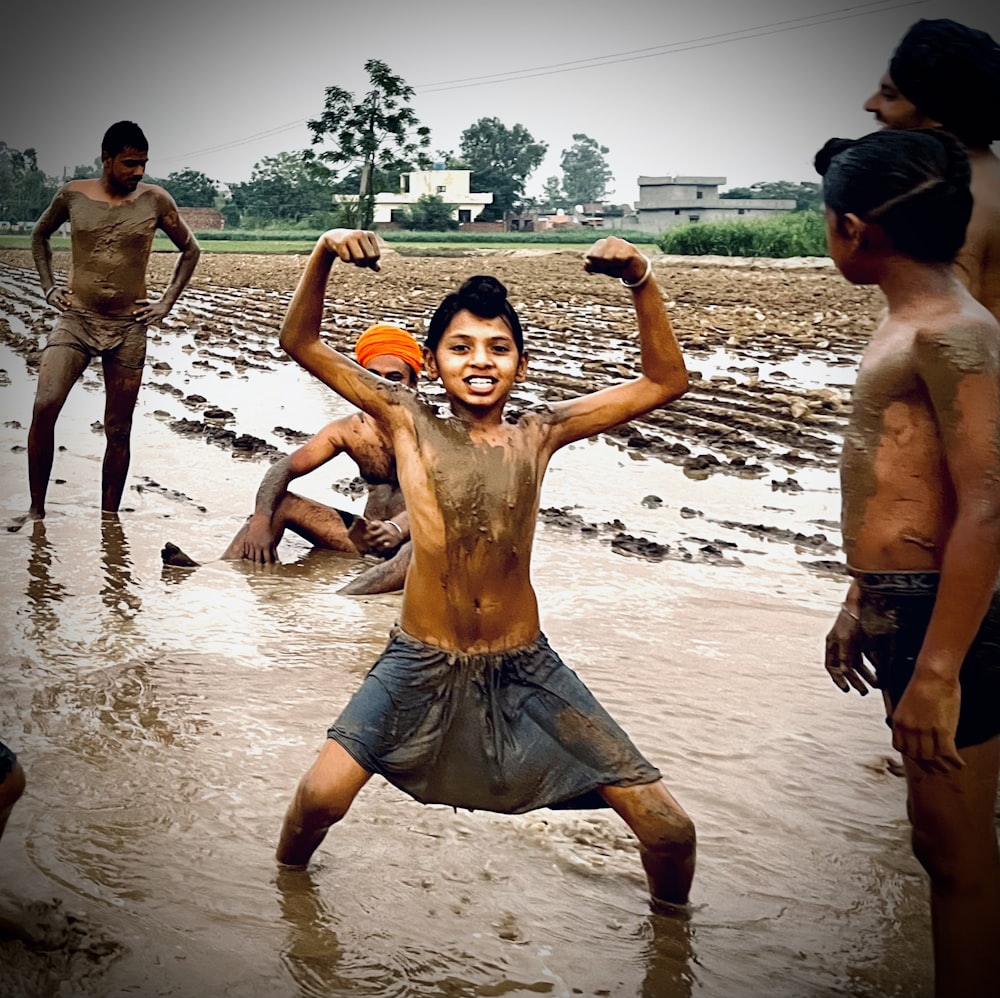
[45,286,71,311]
[583,237,648,284]
[134,298,173,325]
[241,516,279,564]
[890,672,964,774]
[824,605,878,694]
[348,516,404,555]
[320,229,381,272]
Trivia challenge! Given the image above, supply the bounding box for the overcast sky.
[3,0,998,204]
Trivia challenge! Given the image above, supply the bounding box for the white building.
[633,176,796,233]
[337,168,493,225]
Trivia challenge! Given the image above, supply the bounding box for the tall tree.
[538,176,565,213]
[69,157,101,179]
[308,59,432,228]
[230,151,333,223]
[161,168,219,208]
[0,143,58,221]
[459,118,547,221]
[560,133,613,206]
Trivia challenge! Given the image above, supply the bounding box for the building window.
[689,215,700,223]
[458,209,471,223]
[436,185,447,194]
[674,209,681,215]
[738,208,746,215]
[696,190,703,200]
[390,209,406,224]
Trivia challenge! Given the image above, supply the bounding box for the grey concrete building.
[633,175,796,233]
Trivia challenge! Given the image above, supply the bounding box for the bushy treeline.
[657,211,828,258]
[190,227,654,245]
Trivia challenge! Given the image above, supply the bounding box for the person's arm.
[892,322,1000,772]
[240,422,344,562]
[351,508,410,554]
[545,237,688,451]
[31,190,70,309]
[136,189,201,325]
[279,229,398,421]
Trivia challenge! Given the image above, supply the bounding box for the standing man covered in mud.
[11,120,200,528]
[863,18,1000,322]
[818,130,1000,998]
[162,323,420,596]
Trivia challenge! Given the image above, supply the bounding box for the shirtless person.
[864,17,1000,322]
[161,324,420,596]
[818,130,1000,998]
[10,120,200,528]
[274,229,696,908]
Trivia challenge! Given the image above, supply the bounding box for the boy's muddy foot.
[6,511,42,533]
[160,542,200,568]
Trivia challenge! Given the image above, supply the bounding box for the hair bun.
[814,138,856,177]
[457,275,509,319]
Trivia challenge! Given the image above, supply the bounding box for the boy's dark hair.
[889,18,1000,147]
[814,129,972,263]
[425,275,524,354]
[102,121,148,158]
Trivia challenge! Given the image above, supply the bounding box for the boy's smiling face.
[424,310,528,413]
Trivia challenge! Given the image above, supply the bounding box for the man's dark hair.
[425,275,524,354]
[889,18,1000,147]
[102,121,148,158]
[815,129,972,263]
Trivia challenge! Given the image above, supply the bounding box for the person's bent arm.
[279,230,398,421]
[138,191,200,325]
[31,190,70,309]
[547,237,689,449]
[893,325,1000,772]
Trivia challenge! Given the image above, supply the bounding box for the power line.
[160,0,927,168]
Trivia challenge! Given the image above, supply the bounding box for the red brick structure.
[178,207,224,230]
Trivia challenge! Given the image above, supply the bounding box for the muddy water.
[0,268,934,997]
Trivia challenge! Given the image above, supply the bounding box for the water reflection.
[100,513,141,617]
[637,912,696,998]
[24,519,67,636]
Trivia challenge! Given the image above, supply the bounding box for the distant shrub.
[657,211,828,258]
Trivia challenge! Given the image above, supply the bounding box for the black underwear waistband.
[850,569,939,597]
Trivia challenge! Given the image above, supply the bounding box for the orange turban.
[355,323,422,377]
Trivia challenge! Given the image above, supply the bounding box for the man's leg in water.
[339,542,412,595]
[599,780,696,908]
[904,737,1000,998]
[276,739,372,869]
[10,345,89,529]
[101,359,143,513]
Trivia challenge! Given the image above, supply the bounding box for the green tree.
[537,176,565,213]
[161,168,219,207]
[459,117,547,221]
[230,151,334,223]
[720,181,821,212]
[308,58,432,228]
[69,157,101,179]
[0,143,58,221]
[403,194,458,231]
[559,133,613,205]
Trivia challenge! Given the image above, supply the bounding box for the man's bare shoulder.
[912,306,1000,372]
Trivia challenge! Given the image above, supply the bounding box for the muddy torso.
[392,396,553,653]
[66,189,161,315]
[956,151,1000,325]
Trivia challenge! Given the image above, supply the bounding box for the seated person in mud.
[10,120,200,529]
[274,229,697,909]
[818,130,1000,998]
[162,324,420,596]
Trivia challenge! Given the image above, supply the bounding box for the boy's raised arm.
[549,237,688,448]
[279,229,388,413]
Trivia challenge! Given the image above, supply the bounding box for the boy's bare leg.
[599,780,696,907]
[0,759,26,843]
[276,739,372,869]
[12,346,89,528]
[100,360,143,513]
[339,542,412,596]
[904,737,1000,998]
